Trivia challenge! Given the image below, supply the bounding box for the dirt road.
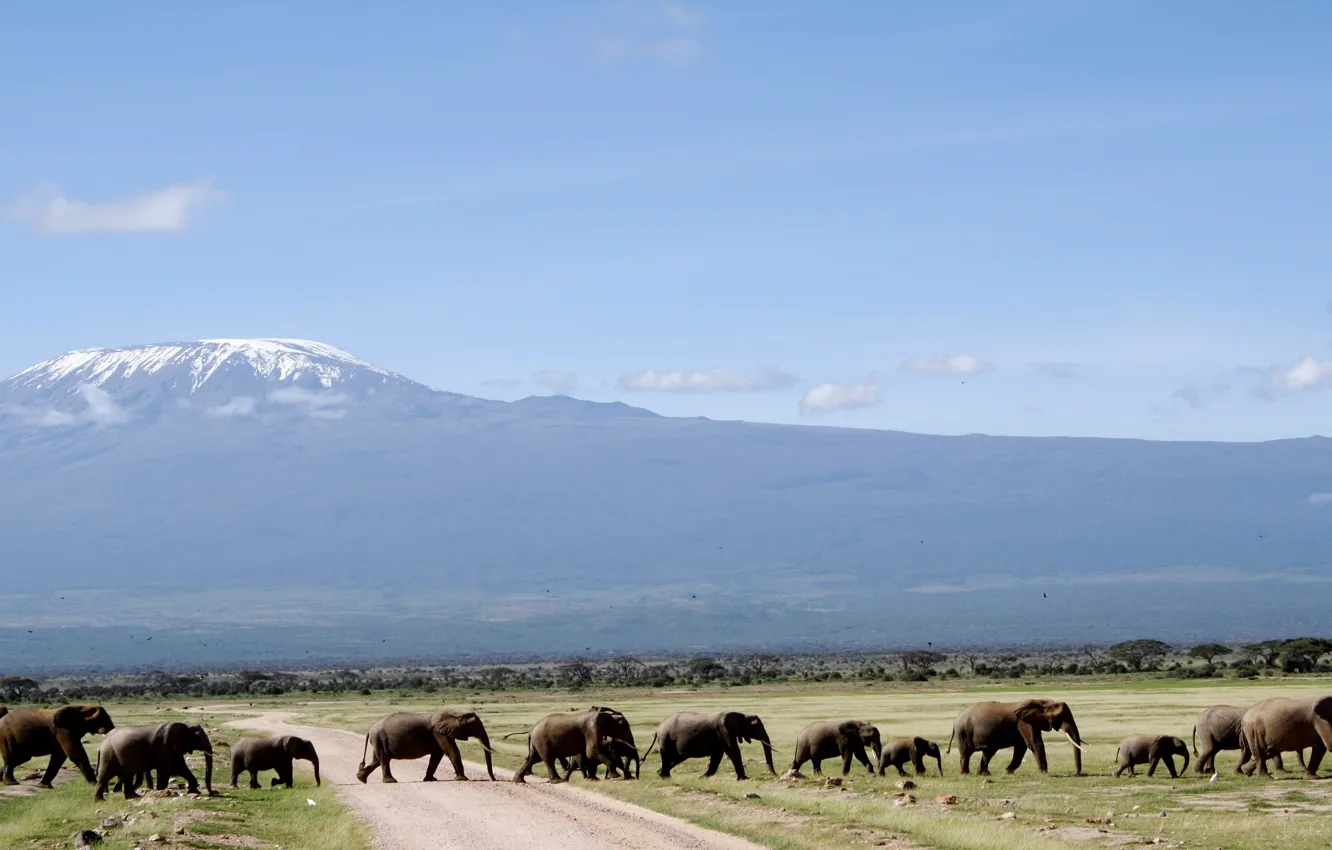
[229,711,760,850]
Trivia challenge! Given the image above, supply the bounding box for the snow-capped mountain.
[0,338,491,426]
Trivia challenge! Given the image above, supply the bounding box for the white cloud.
[597,1,704,66]
[205,397,257,418]
[269,387,348,417]
[79,384,130,425]
[1034,361,1079,379]
[901,354,994,376]
[1172,381,1230,410]
[618,367,797,394]
[1310,493,1332,504]
[1262,355,1332,396]
[6,178,225,235]
[533,370,579,394]
[798,375,879,415]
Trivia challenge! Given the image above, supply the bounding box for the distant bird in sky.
[1043,593,1047,598]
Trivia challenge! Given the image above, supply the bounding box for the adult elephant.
[230,736,321,788]
[1240,696,1332,778]
[511,707,636,783]
[356,709,494,783]
[1193,704,1297,775]
[791,720,881,776]
[1114,734,1189,777]
[950,699,1086,775]
[645,711,776,780]
[877,736,944,777]
[94,722,213,801]
[0,705,115,786]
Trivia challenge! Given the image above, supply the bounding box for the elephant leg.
[439,736,467,780]
[855,747,873,774]
[1305,744,1326,780]
[658,741,677,778]
[958,739,973,775]
[248,769,261,789]
[841,749,854,776]
[513,748,538,784]
[727,743,748,780]
[1195,743,1211,774]
[422,751,443,781]
[977,747,995,776]
[702,751,723,778]
[280,763,294,787]
[1147,756,1157,777]
[380,757,398,783]
[229,761,241,788]
[1005,741,1028,774]
[1113,762,1125,778]
[356,755,380,784]
[1164,755,1179,779]
[810,757,823,775]
[543,752,566,783]
[174,753,201,794]
[895,762,908,777]
[39,750,66,788]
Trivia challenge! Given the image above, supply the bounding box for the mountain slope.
[2,339,1331,667]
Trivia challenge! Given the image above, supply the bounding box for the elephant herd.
[0,705,319,801]
[2,693,1330,809]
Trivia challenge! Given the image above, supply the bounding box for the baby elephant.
[230,736,321,789]
[878,736,944,777]
[1114,734,1190,778]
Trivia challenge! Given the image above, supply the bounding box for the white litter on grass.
[307,799,317,806]
[1210,773,1218,782]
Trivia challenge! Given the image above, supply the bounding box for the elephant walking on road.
[94,722,213,801]
[1114,735,1189,777]
[877,736,943,777]
[230,736,320,788]
[791,720,881,776]
[1240,696,1332,778]
[559,739,643,780]
[356,709,494,783]
[950,699,1086,776]
[644,711,776,780]
[0,706,115,787]
[511,707,636,784]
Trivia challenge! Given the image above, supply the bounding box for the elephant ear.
[52,706,83,730]
[150,723,180,748]
[836,720,861,740]
[432,712,465,739]
[1014,701,1054,731]
[1313,696,1332,723]
[279,736,297,753]
[723,712,751,743]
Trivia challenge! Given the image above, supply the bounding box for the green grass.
[0,703,368,850]
[277,676,1332,849]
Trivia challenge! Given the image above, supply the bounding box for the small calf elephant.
[230,736,321,788]
[792,720,881,776]
[559,739,642,780]
[1114,735,1190,777]
[877,736,944,777]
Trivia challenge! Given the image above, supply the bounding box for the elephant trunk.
[757,732,777,775]
[1179,746,1189,775]
[1062,722,1085,776]
[203,751,214,794]
[476,728,496,781]
[936,752,944,776]
[310,753,321,787]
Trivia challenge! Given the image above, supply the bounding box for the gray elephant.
[1240,696,1332,778]
[94,722,213,801]
[230,735,321,788]
[645,711,776,780]
[356,709,494,783]
[559,739,643,780]
[950,699,1086,776]
[1192,704,1297,775]
[511,707,636,783]
[791,720,881,776]
[1114,734,1189,777]
[0,705,115,787]
[877,736,943,777]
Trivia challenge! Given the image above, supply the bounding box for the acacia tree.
[558,658,595,689]
[1187,643,1231,665]
[741,653,781,677]
[1242,640,1285,668]
[957,651,982,675]
[1107,639,1172,672]
[896,650,948,679]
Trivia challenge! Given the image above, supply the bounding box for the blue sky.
[3,1,1331,441]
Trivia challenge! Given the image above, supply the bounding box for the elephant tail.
[502,729,533,741]
[641,733,659,764]
[946,728,955,754]
[359,732,370,771]
[1191,725,1198,757]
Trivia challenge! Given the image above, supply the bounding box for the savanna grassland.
[0,700,366,850]
[281,677,1332,850]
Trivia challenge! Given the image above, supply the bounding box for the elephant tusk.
[1064,732,1088,752]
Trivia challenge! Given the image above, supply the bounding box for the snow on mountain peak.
[4,338,398,394]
